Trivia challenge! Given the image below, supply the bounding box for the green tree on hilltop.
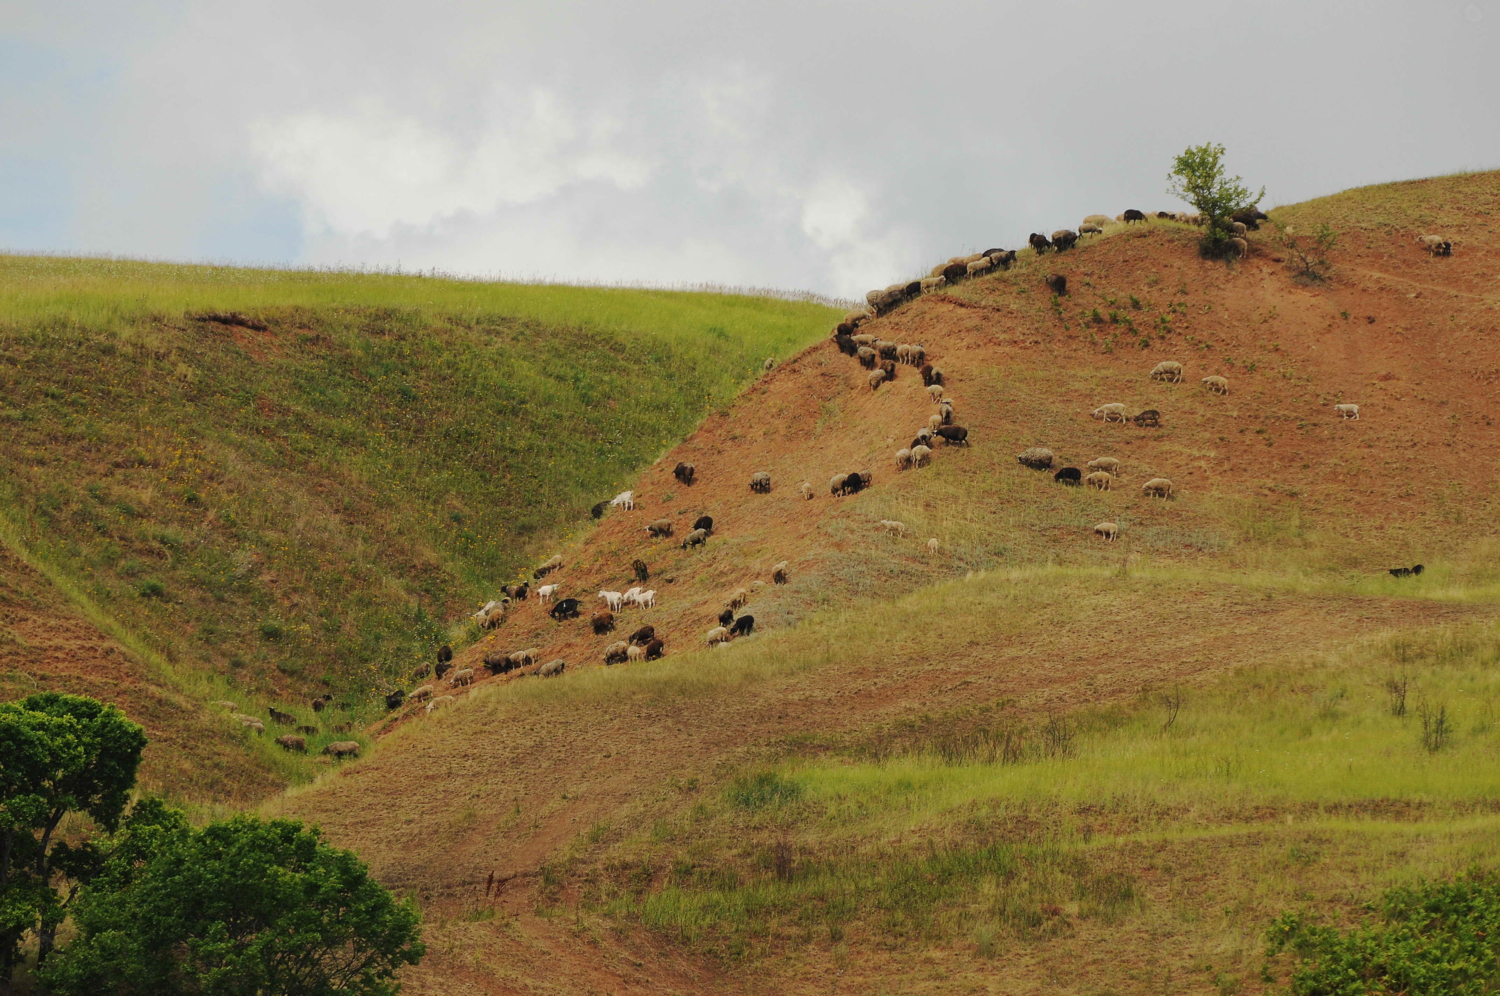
[1168,142,1265,253]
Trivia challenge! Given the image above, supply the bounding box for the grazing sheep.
[706,626,731,647]
[907,345,926,367]
[630,625,656,646]
[1389,564,1425,578]
[1094,521,1119,541]
[534,554,564,578]
[674,462,696,485]
[1123,209,1147,223]
[1051,230,1079,251]
[1201,375,1229,395]
[895,448,913,470]
[211,700,238,710]
[511,648,538,668]
[927,537,939,553]
[1045,274,1068,295]
[1085,471,1114,491]
[800,481,814,500]
[750,471,772,493]
[920,275,946,294]
[895,344,911,365]
[323,740,361,758]
[268,707,295,726]
[834,333,858,356]
[1086,456,1120,475]
[644,639,665,661]
[1017,447,1054,470]
[926,384,945,403]
[632,559,649,582]
[539,659,566,678]
[725,588,750,611]
[276,735,306,753]
[483,652,514,674]
[730,615,755,637]
[856,346,876,369]
[627,644,646,662]
[1230,221,1248,237]
[851,333,877,348]
[843,309,870,327]
[911,444,932,468]
[411,684,435,702]
[868,370,887,390]
[875,340,898,361]
[912,428,934,448]
[1419,235,1453,256]
[920,364,942,387]
[1149,361,1184,383]
[239,718,265,734]
[502,582,529,600]
[772,561,789,585]
[878,359,898,382]
[599,590,624,611]
[938,401,954,425]
[935,426,969,446]
[880,520,906,535]
[1334,404,1360,420]
[604,641,630,664]
[1054,467,1082,485]
[718,607,735,626]
[549,597,581,620]
[1133,410,1160,427]
[927,414,943,432]
[646,518,675,538]
[609,491,634,511]
[1029,232,1052,252]
[941,262,969,283]
[763,357,776,371]
[437,645,453,664]
[1079,223,1103,236]
[1141,478,1174,499]
[692,515,714,533]
[591,500,608,519]
[966,257,994,277]
[451,668,474,687]
[1227,237,1249,259]
[1082,214,1112,227]
[536,583,560,603]
[384,690,406,710]
[681,528,709,549]
[436,660,452,680]
[591,610,616,635]
[830,473,849,496]
[1092,403,1127,422]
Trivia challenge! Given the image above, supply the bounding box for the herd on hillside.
[223,209,1459,748]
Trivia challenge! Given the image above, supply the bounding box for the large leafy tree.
[0,692,146,972]
[1167,142,1265,251]
[40,814,425,996]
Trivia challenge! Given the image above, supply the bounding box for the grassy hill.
[0,255,841,800]
[267,172,1500,994]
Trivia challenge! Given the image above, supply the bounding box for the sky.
[2,0,1497,299]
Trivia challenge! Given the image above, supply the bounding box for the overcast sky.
[2,1,1496,298]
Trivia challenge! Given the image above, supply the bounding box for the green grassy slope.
[0,254,838,712]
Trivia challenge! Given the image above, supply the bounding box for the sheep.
[868,370,887,390]
[646,518,675,538]
[604,641,631,664]
[1149,361,1184,383]
[830,473,849,496]
[927,384,945,403]
[538,659,566,678]
[730,615,755,637]
[322,740,361,758]
[384,690,406,710]
[276,734,306,753]
[725,588,750,611]
[1092,403,1127,422]
[1086,456,1120,475]
[966,257,994,277]
[238,718,265,734]
[1082,214,1112,227]
[410,684,435,702]
[935,426,969,446]
[268,707,295,726]
[851,333,877,348]
[907,344,926,367]
[856,346,876,369]
[1085,471,1114,491]
[1334,404,1360,420]
[1123,209,1147,223]
[986,246,1017,265]
[920,275,946,294]
[1054,467,1082,485]
[1045,274,1067,295]
[1231,207,1268,229]
[436,646,453,665]
[549,597,581,620]
[609,491,635,511]
[834,333,858,356]
[912,428,934,448]
[1051,230,1079,251]
[211,700,238,710]
[296,724,318,735]
[632,559,649,583]
[895,448,913,471]
[637,590,657,609]
[450,668,474,687]
[772,561,789,585]
[938,401,954,425]
[1079,223,1103,236]
[717,607,735,626]
[510,648,538,668]
[706,626,731,647]
[1230,221,1248,237]
[1201,375,1229,395]
[502,582,530,600]
[880,520,906,535]
[1388,564,1425,578]
[692,515,713,533]
[629,625,655,646]
[1227,237,1249,259]
[673,462,696,485]
[644,639,665,661]
[1029,232,1052,253]
[599,590,624,611]
[534,554,564,578]
[1094,521,1118,541]
[591,610,616,635]
[627,644,646,662]
[1133,410,1160,428]
[878,359,898,382]
[927,538,939,554]
[920,364,942,387]
[875,340,898,361]
[536,583,560,603]
[895,344,911,365]
[911,444,932,468]
[1141,478,1174,499]
[591,500,608,519]
[927,414,943,432]
[942,262,969,283]
[436,659,452,680]
[844,309,870,327]
[1419,235,1453,256]
[800,481,814,500]
[763,357,776,371]
[681,528,709,549]
[750,471,772,493]
[1017,447,1054,470]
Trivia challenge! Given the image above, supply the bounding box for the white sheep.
[920,275,946,293]
[410,685,435,702]
[1334,404,1360,420]
[599,590,623,611]
[1085,471,1114,491]
[609,491,635,511]
[910,444,932,468]
[1227,237,1249,259]
[1079,223,1103,236]
[1141,478,1174,499]
[869,370,887,390]
[1419,234,1453,256]
[799,481,814,500]
[538,659,566,677]
[1092,403,1127,422]
[927,385,945,403]
[927,414,943,431]
[895,448,912,471]
[880,520,906,535]
[1086,456,1119,475]
[927,538,939,553]
[536,583,560,603]
[426,695,456,714]
[450,668,474,687]
[706,626,731,647]
[1149,361,1184,383]
[772,561,789,584]
[1201,375,1229,395]
[1230,221,1248,237]
[1094,522,1118,542]
[1082,214,1111,227]
[627,644,646,662]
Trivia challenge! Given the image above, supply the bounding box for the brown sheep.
[275,735,307,753]
[322,741,360,759]
[591,610,616,635]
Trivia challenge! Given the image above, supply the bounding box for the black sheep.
[1231,207,1268,230]
[935,426,969,446]
[834,333,858,357]
[942,262,968,283]
[718,607,735,626]
[920,364,941,387]
[1054,467,1082,485]
[1389,564,1425,578]
[384,690,405,710]
[1045,274,1067,296]
[693,515,714,533]
[436,660,452,680]
[550,598,581,620]
[437,645,453,663]
[1133,410,1160,427]
[1028,232,1051,252]
[730,615,755,637]
[842,472,866,496]
[1123,209,1147,223]
[632,559,649,582]
[590,501,608,519]
[630,624,655,646]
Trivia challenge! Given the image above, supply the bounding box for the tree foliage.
[39,814,425,996]
[1166,143,1265,251]
[0,693,145,971]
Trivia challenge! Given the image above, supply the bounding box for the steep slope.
[275,172,1500,993]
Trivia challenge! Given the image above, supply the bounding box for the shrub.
[1167,143,1264,254]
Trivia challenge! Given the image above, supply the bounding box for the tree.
[0,693,146,974]
[40,815,425,996]
[1166,142,1265,253]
